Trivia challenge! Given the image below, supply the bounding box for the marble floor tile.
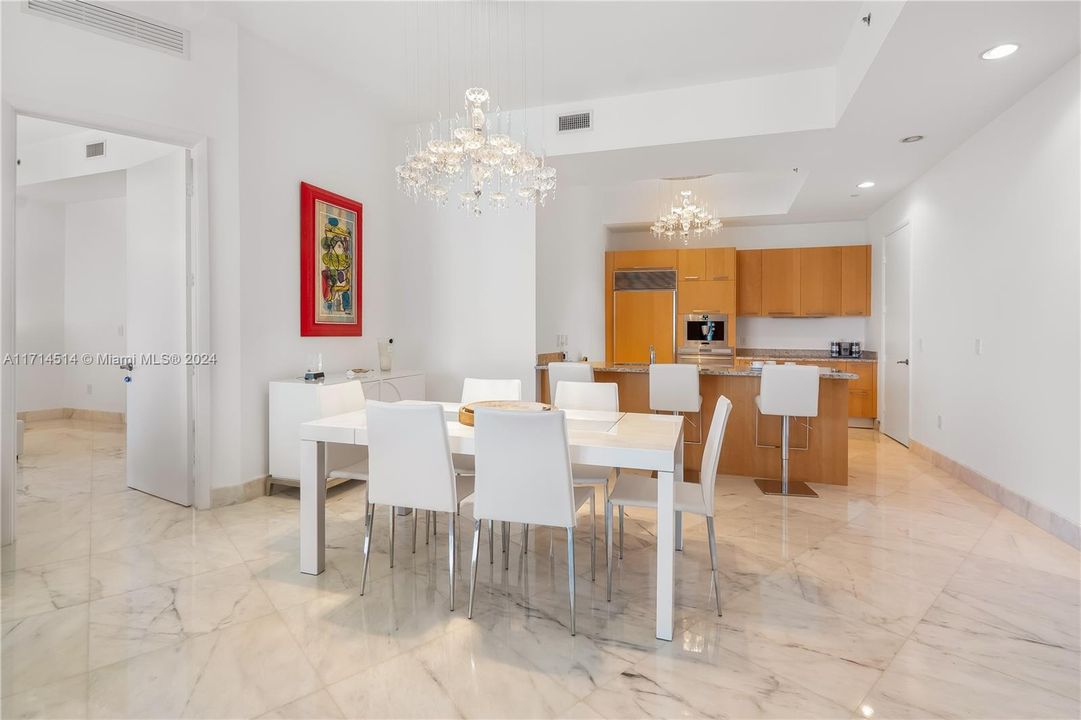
[87,613,322,719]
[860,636,1080,719]
[88,562,276,670]
[1,520,91,571]
[0,673,89,719]
[257,690,344,720]
[695,581,909,710]
[971,508,1081,580]
[1,556,91,621]
[326,652,464,719]
[2,603,89,697]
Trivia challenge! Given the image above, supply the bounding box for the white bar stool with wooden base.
[754,364,820,498]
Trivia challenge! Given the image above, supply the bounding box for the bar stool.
[754,364,820,498]
[547,361,593,403]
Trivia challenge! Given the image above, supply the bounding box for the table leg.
[655,428,683,641]
[675,511,683,551]
[300,439,326,575]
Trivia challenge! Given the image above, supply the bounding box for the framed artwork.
[300,182,363,336]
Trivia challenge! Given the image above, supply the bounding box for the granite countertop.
[537,363,857,380]
[736,348,877,362]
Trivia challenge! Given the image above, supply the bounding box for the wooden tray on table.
[458,400,552,427]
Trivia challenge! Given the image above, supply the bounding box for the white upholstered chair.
[466,407,593,635]
[553,380,619,579]
[547,361,593,403]
[361,400,475,610]
[607,396,733,614]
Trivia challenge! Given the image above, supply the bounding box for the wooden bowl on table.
[458,400,552,427]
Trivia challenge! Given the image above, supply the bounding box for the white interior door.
[882,224,911,446]
[125,149,192,506]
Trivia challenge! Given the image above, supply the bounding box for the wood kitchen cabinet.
[677,280,735,315]
[706,247,736,280]
[846,361,877,418]
[736,250,763,316]
[677,249,707,281]
[840,245,871,316]
[610,249,677,270]
[613,290,675,364]
[761,248,801,316]
[799,247,842,316]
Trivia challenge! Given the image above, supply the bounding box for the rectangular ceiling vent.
[85,141,105,158]
[24,0,189,58]
[558,111,592,133]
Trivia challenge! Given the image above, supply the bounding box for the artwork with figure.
[300,182,362,336]
[315,200,356,324]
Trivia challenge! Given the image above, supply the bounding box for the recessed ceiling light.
[981,43,1018,60]
[900,135,924,143]
[850,194,860,198]
[857,181,875,189]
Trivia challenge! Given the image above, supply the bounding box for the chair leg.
[589,492,596,582]
[502,521,510,570]
[565,526,576,636]
[523,524,529,555]
[425,510,431,546]
[468,519,481,619]
[413,509,418,554]
[605,499,613,602]
[488,519,494,564]
[618,505,625,559]
[706,516,722,616]
[360,501,376,595]
[448,513,456,611]
[389,505,396,568]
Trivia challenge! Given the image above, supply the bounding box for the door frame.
[0,104,212,546]
[880,220,913,446]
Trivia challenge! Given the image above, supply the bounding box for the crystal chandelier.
[651,189,723,243]
[395,87,556,215]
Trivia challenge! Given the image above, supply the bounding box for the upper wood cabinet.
[840,245,871,316]
[705,247,736,280]
[677,280,735,315]
[736,250,763,316]
[677,249,707,281]
[761,249,801,316]
[610,249,677,270]
[799,247,842,317]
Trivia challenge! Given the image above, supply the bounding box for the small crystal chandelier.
[395,88,556,215]
[651,189,723,243]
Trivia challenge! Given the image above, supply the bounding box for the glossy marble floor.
[2,418,1079,719]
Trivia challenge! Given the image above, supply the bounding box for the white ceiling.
[216,1,862,122]
[16,116,87,147]
[16,170,126,204]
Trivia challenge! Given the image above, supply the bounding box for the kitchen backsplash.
[736,316,869,351]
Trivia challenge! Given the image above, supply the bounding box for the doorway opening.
[10,116,196,565]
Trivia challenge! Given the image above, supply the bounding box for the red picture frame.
[300,182,363,337]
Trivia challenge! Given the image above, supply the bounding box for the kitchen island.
[537,362,856,486]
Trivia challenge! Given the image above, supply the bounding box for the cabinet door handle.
[712,275,730,280]
[683,275,699,280]
[767,311,794,315]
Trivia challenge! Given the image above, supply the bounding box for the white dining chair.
[547,361,593,403]
[553,380,619,580]
[455,377,523,560]
[466,407,593,635]
[361,400,475,611]
[606,396,733,614]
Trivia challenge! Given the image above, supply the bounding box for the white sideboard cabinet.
[267,370,425,492]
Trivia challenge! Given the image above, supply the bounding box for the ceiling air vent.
[558,111,592,133]
[25,0,189,58]
[85,141,105,158]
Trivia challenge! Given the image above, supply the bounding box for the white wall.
[14,198,66,411]
[63,197,126,414]
[867,56,1080,526]
[536,186,607,362]
[392,187,537,403]
[235,31,396,483]
[17,127,174,186]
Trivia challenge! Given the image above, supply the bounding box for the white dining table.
[298,402,684,641]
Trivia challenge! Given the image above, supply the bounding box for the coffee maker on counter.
[830,340,862,358]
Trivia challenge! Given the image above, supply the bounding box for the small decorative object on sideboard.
[378,338,393,372]
[304,353,324,382]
